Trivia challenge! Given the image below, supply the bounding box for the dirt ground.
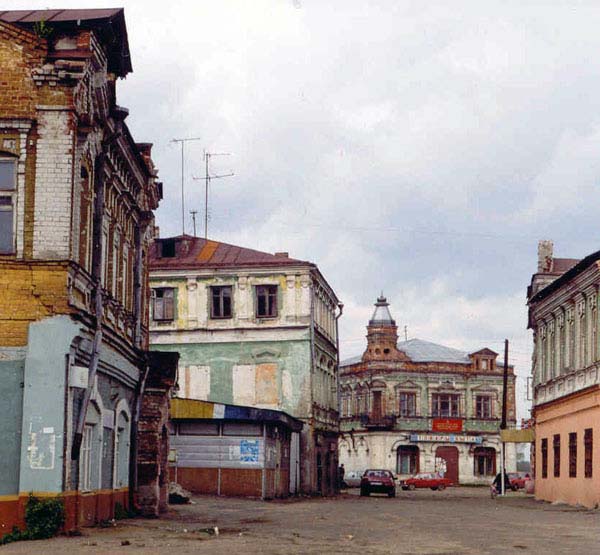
[2,488,599,555]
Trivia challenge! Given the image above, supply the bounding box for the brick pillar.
[136,351,178,517]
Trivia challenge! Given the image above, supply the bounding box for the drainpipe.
[71,153,106,462]
[308,276,316,492]
[129,355,150,510]
[334,302,344,420]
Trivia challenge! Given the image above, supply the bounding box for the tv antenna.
[190,210,198,237]
[171,136,202,235]
[193,151,234,239]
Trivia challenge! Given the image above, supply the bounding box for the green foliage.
[33,20,53,39]
[0,494,65,545]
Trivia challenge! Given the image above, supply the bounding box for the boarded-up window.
[256,363,278,405]
[152,288,175,321]
[553,434,560,478]
[584,428,593,478]
[541,438,548,479]
[569,432,577,478]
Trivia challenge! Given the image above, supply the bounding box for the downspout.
[71,152,106,462]
[129,214,150,509]
[334,302,344,422]
[309,276,316,492]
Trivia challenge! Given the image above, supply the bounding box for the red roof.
[552,257,580,274]
[149,235,312,271]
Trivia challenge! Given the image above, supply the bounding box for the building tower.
[362,295,409,362]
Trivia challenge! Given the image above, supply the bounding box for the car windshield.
[365,470,391,478]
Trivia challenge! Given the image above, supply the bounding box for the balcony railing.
[360,414,396,428]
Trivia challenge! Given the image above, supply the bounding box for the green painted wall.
[0,351,25,495]
[19,316,80,494]
[153,339,312,417]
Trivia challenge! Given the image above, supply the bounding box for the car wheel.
[388,490,396,498]
[401,486,409,491]
[438,485,445,491]
[430,487,438,491]
[360,488,369,497]
[408,484,416,491]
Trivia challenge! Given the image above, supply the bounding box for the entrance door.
[435,446,459,484]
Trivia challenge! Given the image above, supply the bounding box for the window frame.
[152,287,175,322]
[210,285,233,319]
[541,438,548,479]
[398,391,417,417]
[474,447,496,476]
[475,395,492,419]
[431,393,460,418]
[0,156,17,254]
[584,428,593,478]
[569,432,577,478]
[80,424,94,492]
[553,434,561,478]
[255,284,278,319]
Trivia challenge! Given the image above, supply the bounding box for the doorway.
[435,446,459,484]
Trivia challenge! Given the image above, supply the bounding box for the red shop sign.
[432,418,463,433]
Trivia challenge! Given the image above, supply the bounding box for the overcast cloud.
[12,0,600,420]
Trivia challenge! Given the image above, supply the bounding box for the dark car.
[360,469,396,497]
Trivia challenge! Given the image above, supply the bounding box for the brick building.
[339,296,517,485]
[149,235,342,495]
[0,9,177,532]
[528,241,600,507]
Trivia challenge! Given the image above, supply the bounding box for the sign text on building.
[432,418,463,433]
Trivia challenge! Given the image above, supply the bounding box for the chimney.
[537,240,554,273]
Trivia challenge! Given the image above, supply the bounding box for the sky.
[11,0,600,421]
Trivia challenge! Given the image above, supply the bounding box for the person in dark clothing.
[338,464,346,490]
[492,469,511,493]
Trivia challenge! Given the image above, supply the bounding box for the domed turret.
[362,295,409,363]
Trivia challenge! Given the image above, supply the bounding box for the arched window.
[0,154,17,254]
[114,411,130,488]
[80,401,102,492]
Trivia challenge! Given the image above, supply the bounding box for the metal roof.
[341,338,472,366]
[0,8,132,76]
[149,235,312,271]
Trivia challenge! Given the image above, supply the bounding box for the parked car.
[508,472,531,490]
[360,469,396,497]
[399,472,453,491]
[343,470,364,488]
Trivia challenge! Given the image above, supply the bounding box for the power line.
[171,137,202,235]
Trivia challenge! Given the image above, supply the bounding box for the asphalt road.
[2,488,598,554]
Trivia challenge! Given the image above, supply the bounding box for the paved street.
[2,488,599,554]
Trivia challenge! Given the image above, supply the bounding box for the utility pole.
[500,338,509,495]
[190,210,198,237]
[171,137,202,235]
[404,325,408,341]
[193,151,233,239]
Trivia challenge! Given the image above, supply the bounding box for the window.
[122,244,129,307]
[541,438,548,478]
[431,394,460,417]
[585,428,593,478]
[111,229,120,297]
[474,447,496,476]
[211,286,232,318]
[0,157,16,253]
[80,424,94,492]
[569,432,577,478]
[480,359,488,370]
[399,392,416,417]
[553,434,561,477]
[152,288,175,321]
[256,285,277,318]
[397,446,419,475]
[475,395,492,419]
[160,239,176,257]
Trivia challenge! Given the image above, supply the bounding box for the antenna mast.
[190,210,198,237]
[193,151,234,239]
[171,137,202,235]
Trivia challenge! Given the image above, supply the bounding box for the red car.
[360,469,396,497]
[399,472,453,491]
[508,472,531,490]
